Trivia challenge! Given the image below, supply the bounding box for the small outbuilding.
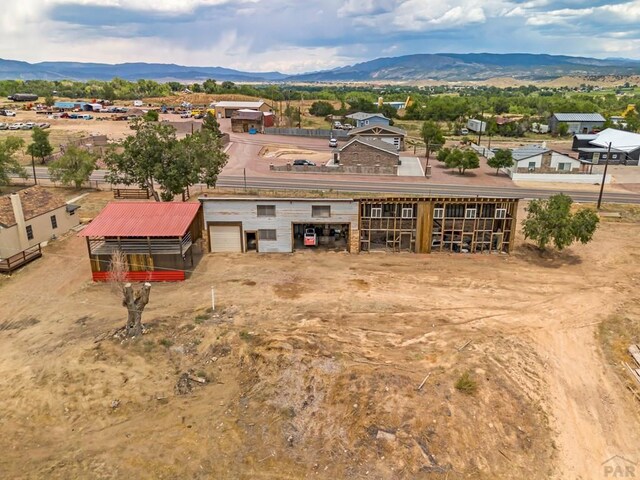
[230,109,274,133]
[80,202,203,282]
[548,113,605,134]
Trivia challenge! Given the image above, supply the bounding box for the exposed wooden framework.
[358,197,519,254]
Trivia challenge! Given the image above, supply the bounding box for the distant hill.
[3,53,640,83]
[284,53,640,82]
[0,59,287,82]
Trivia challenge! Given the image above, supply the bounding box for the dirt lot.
[0,200,639,479]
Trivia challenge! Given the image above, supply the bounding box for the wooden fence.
[0,244,42,274]
[113,188,151,199]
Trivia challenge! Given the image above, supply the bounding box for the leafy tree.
[26,127,53,164]
[309,101,335,117]
[202,111,222,137]
[493,98,510,115]
[443,148,480,174]
[191,83,203,93]
[378,104,397,119]
[221,81,235,89]
[143,110,159,122]
[48,145,97,188]
[487,149,514,175]
[522,194,599,250]
[436,147,451,162]
[203,79,217,94]
[102,84,116,101]
[347,98,377,113]
[105,119,227,201]
[44,95,55,107]
[0,136,27,187]
[556,122,569,137]
[421,120,445,160]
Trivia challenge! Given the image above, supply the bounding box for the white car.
[4,110,16,117]
[0,122,7,130]
[329,138,338,148]
[8,123,23,130]
[21,122,34,129]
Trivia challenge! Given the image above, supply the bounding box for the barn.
[80,202,203,282]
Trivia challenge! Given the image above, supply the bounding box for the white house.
[510,145,584,173]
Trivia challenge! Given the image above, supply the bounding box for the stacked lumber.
[625,344,640,385]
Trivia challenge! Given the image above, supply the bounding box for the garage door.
[209,225,242,252]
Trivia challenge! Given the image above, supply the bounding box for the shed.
[213,101,273,118]
[230,109,265,133]
[79,202,203,282]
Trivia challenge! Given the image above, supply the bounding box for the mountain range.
[3,53,640,83]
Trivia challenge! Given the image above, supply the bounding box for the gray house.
[345,112,390,128]
[200,198,359,253]
[548,113,605,134]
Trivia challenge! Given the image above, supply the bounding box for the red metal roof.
[80,202,200,237]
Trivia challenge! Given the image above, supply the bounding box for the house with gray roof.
[548,113,605,134]
[571,128,640,165]
[345,112,390,128]
[337,137,399,168]
[508,144,584,173]
[347,124,407,150]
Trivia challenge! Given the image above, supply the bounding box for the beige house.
[337,137,400,168]
[0,186,80,260]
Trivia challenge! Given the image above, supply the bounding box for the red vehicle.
[304,228,317,247]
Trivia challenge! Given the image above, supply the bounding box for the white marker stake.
[211,286,215,311]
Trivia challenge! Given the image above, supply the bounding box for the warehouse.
[200,196,519,254]
[213,101,273,118]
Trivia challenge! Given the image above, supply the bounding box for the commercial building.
[213,101,273,119]
[572,128,640,166]
[200,196,519,255]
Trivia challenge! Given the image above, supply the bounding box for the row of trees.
[0,112,227,197]
[308,99,398,120]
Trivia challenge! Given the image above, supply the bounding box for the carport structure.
[80,202,203,281]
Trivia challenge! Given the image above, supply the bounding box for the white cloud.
[54,0,256,13]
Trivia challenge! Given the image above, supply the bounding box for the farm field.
[0,199,639,479]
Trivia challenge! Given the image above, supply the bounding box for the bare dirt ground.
[0,198,639,479]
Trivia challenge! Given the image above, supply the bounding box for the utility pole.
[477,110,484,146]
[31,154,37,185]
[596,142,612,210]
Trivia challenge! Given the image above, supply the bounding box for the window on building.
[50,215,58,229]
[371,207,382,218]
[465,208,477,219]
[26,225,34,240]
[257,205,276,217]
[434,208,444,219]
[528,161,536,170]
[401,207,414,219]
[495,208,507,219]
[557,162,571,171]
[312,206,331,218]
[258,229,277,241]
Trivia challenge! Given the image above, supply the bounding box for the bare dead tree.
[122,282,151,337]
[108,250,151,338]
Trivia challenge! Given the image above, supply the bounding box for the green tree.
[143,110,159,122]
[522,194,599,250]
[202,111,222,137]
[48,145,97,188]
[436,147,451,162]
[44,95,55,107]
[203,79,217,94]
[443,148,480,174]
[0,136,27,187]
[556,122,569,137]
[309,101,335,117]
[487,149,514,175]
[102,84,116,101]
[26,127,53,164]
[421,120,445,160]
[105,119,227,201]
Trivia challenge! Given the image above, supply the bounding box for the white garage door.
[209,225,242,252]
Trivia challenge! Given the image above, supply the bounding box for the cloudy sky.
[2,0,640,73]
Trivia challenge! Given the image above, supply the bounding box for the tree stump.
[122,282,151,337]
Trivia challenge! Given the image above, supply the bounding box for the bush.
[309,101,335,117]
[455,371,478,394]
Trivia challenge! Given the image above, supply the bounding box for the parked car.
[8,123,23,130]
[0,122,7,130]
[20,123,34,129]
[329,138,338,148]
[333,121,343,129]
[293,159,316,166]
[2,110,16,117]
[37,122,50,129]
[180,111,191,118]
[342,124,353,130]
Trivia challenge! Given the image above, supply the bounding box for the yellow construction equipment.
[405,96,413,108]
[622,104,637,117]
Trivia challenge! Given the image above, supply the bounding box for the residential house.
[336,137,400,170]
[230,110,275,133]
[200,196,519,254]
[0,186,80,270]
[510,145,585,173]
[213,101,273,118]
[572,128,640,166]
[347,124,406,150]
[345,112,390,128]
[79,202,203,282]
[548,113,605,134]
